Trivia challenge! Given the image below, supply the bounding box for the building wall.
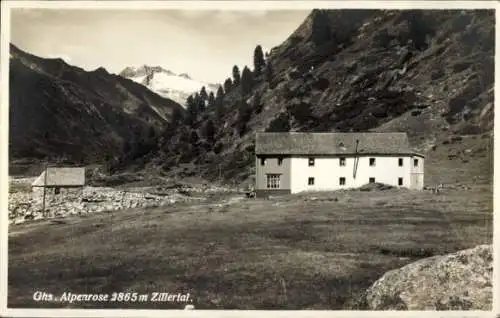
[410,155,425,190]
[255,155,291,191]
[290,155,415,193]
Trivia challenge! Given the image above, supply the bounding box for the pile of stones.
[8,186,198,225]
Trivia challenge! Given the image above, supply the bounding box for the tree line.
[114,44,273,170]
[176,44,272,128]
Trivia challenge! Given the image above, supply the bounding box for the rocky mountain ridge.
[9,44,184,164]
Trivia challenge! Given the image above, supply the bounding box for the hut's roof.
[32,167,86,187]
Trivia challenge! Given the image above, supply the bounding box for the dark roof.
[32,167,86,187]
[255,132,421,156]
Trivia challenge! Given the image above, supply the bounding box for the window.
[339,157,346,166]
[339,177,346,185]
[369,177,375,183]
[398,177,403,186]
[308,177,315,185]
[369,158,376,166]
[54,187,61,195]
[260,158,266,166]
[308,157,315,166]
[414,159,419,167]
[277,157,283,166]
[398,158,403,167]
[266,174,281,189]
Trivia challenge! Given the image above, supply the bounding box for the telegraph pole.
[353,139,359,179]
[42,163,48,217]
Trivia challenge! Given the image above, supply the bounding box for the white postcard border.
[1,1,498,317]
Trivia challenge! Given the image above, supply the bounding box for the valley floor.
[8,185,492,309]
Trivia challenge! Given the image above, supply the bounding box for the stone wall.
[31,187,83,210]
[9,186,199,224]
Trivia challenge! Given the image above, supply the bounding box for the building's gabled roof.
[32,167,86,187]
[255,132,419,156]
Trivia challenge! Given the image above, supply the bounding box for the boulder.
[365,245,493,310]
[14,218,25,225]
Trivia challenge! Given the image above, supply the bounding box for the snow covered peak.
[119,65,174,78]
[178,73,192,80]
[119,65,217,107]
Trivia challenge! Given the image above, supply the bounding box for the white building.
[254,132,424,197]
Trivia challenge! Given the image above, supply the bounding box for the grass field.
[8,186,492,309]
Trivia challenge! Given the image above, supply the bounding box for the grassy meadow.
[8,185,492,309]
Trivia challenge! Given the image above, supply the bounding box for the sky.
[10,8,310,84]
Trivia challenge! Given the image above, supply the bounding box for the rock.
[24,213,34,220]
[365,245,493,310]
[359,182,395,191]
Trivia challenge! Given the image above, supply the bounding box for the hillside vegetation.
[111,9,493,186]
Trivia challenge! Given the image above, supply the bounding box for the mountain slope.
[9,44,184,164]
[111,10,495,186]
[120,65,218,106]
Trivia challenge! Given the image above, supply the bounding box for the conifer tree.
[185,95,197,125]
[216,85,224,102]
[232,65,241,86]
[200,86,208,103]
[193,92,205,113]
[253,45,266,75]
[215,86,224,121]
[223,78,233,93]
[207,91,216,109]
[240,66,253,95]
